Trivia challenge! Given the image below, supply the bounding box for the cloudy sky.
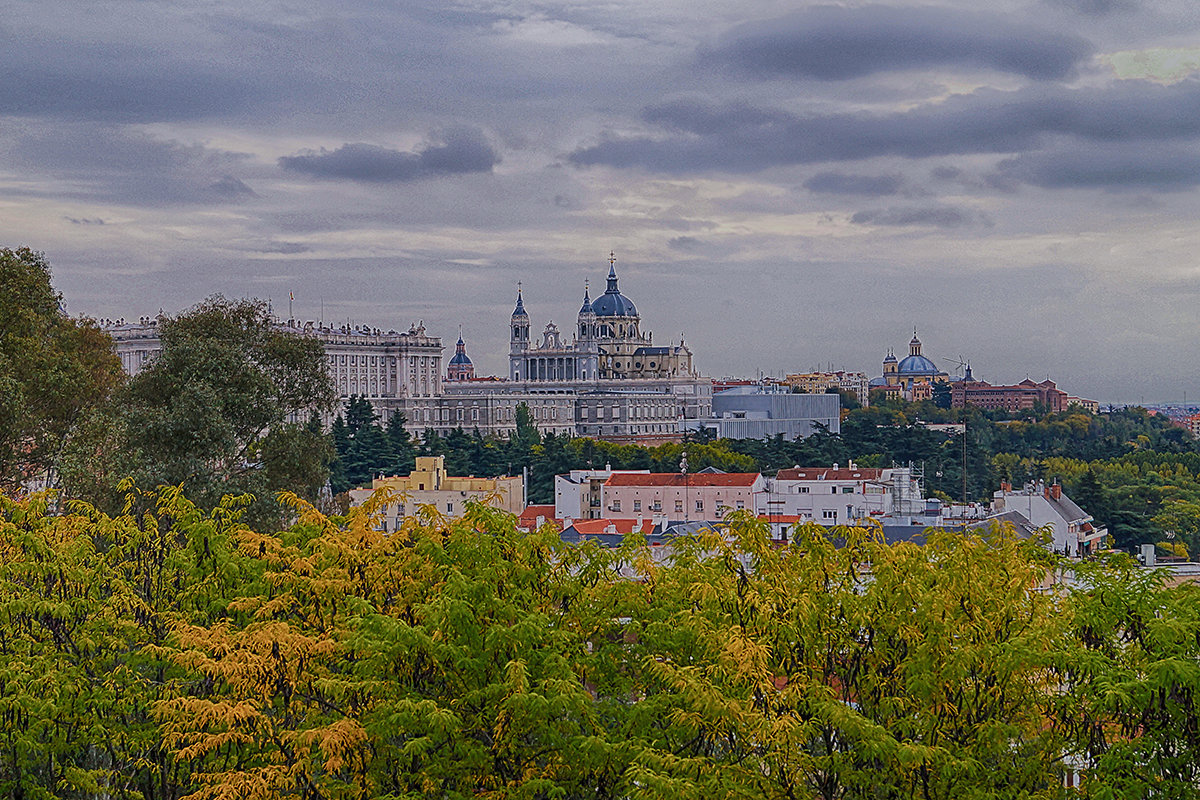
[5,0,1200,403]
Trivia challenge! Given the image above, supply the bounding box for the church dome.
[897,354,938,375]
[448,337,472,366]
[591,261,638,317]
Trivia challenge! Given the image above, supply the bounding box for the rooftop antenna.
[288,291,293,321]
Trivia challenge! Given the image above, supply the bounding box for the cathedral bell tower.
[577,281,596,343]
[510,284,529,355]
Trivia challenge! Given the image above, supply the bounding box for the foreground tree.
[121,296,335,517]
[0,247,123,493]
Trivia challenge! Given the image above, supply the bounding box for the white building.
[684,387,840,441]
[761,463,931,526]
[988,481,1107,557]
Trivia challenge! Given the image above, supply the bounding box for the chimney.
[1051,483,1062,500]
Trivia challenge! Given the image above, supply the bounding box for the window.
[633,500,641,512]
[675,499,683,513]
[447,502,453,513]
[736,500,745,510]
[842,486,854,494]
[612,500,621,511]
[798,486,809,494]
[823,510,837,520]
[831,486,838,494]
[696,499,703,513]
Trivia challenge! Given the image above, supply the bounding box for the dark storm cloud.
[703,6,1093,82]
[850,205,983,228]
[279,129,499,182]
[6,123,257,206]
[569,79,1200,179]
[995,143,1200,190]
[804,172,903,196]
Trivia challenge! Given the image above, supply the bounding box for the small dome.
[512,288,527,319]
[449,339,472,366]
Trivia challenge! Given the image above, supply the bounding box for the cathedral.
[509,254,696,383]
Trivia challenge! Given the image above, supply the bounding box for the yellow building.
[349,456,524,532]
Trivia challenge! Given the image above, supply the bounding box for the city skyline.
[5,1,1200,403]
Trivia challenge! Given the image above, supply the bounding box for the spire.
[579,279,594,314]
[512,281,527,318]
[606,251,619,294]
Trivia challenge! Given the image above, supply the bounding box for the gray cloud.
[703,6,1093,81]
[5,123,256,206]
[570,79,1200,180]
[279,128,499,182]
[995,143,1200,190]
[851,205,984,228]
[1043,0,1138,15]
[0,25,260,122]
[804,172,903,196]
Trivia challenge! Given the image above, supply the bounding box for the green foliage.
[0,247,124,493]
[2,486,1200,797]
[119,296,335,521]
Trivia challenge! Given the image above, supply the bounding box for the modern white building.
[683,387,840,441]
[761,463,931,526]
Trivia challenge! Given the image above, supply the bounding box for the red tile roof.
[518,505,560,529]
[569,518,657,536]
[774,467,883,481]
[604,472,762,488]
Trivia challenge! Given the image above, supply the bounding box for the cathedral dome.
[591,262,638,317]
[897,354,938,375]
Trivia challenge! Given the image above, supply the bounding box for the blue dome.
[591,292,637,317]
[897,354,938,375]
[449,351,472,366]
[591,263,638,317]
